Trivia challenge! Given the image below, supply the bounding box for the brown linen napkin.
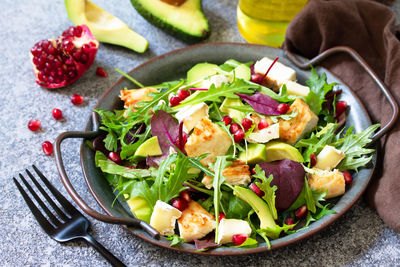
[283,0,400,230]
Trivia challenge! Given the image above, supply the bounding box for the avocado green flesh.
[127,196,151,223]
[130,0,209,42]
[65,0,148,53]
[134,136,162,157]
[233,186,276,230]
[239,143,267,164]
[220,98,245,123]
[187,63,220,88]
[232,64,251,81]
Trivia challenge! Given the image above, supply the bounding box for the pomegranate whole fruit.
[30,25,99,89]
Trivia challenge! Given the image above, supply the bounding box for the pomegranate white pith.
[30,25,99,89]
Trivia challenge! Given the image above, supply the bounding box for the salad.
[93,56,379,250]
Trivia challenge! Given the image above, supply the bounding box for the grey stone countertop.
[1,0,400,266]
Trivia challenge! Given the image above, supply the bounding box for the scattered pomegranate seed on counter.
[229,123,241,134]
[258,118,269,130]
[42,141,53,156]
[169,96,181,107]
[218,212,226,222]
[177,89,190,100]
[71,94,84,105]
[108,151,121,164]
[52,108,63,120]
[222,115,232,126]
[342,171,353,184]
[179,190,191,203]
[295,205,307,219]
[232,234,248,246]
[277,103,290,114]
[249,183,265,197]
[171,198,188,211]
[310,153,317,167]
[95,67,108,77]
[241,118,253,131]
[28,119,41,131]
[233,129,245,143]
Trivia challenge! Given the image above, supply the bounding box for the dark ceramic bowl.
[78,43,378,255]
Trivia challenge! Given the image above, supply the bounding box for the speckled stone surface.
[1,0,400,266]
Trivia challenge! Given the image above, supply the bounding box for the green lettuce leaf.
[253,165,278,220]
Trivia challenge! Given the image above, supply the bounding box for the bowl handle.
[53,118,160,240]
[285,46,399,144]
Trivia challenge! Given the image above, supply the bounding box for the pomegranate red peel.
[30,25,99,89]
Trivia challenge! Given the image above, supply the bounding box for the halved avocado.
[130,0,210,42]
[65,0,149,53]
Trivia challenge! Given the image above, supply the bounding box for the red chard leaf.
[235,93,281,115]
[258,159,305,211]
[151,110,179,155]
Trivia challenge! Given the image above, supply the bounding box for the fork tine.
[32,165,80,216]
[13,177,54,233]
[19,173,61,226]
[25,169,69,221]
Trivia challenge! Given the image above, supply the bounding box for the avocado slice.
[134,136,162,157]
[187,62,220,88]
[232,64,251,81]
[239,143,267,164]
[220,98,245,123]
[130,0,210,42]
[65,0,149,53]
[264,141,304,163]
[127,196,152,222]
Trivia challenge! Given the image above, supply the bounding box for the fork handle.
[81,234,126,267]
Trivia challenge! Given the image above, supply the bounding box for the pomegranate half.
[30,25,99,89]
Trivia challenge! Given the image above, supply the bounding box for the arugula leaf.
[234,237,258,248]
[257,222,294,241]
[172,79,254,110]
[253,165,278,220]
[305,204,336,227]
[166,235,185,247]
[305,67,338,115]
[287,178,327,213]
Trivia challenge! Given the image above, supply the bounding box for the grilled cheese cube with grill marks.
[315,145,346,171]
[120,87,158,111]
[175,103,209,133]
[308,168,345,199]
[254,57,296,91]
[279,98,318,145]
[150,200,182,236]
[246,123,280,144]
[202,160,251,189]
[178,200,216,241]
[184,117,232,166]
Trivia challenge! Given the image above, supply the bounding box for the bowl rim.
[79,42,376,256]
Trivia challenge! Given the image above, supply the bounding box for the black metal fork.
[13,165,126,267]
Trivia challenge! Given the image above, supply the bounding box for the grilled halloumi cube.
[281,81,310,97]
[202,160,251,189]
[254,57,296,91]
[150,200,182,236]
[308,168,345,199]
[217,219,252,244]
[184,117,232,166]
[175,103,209,133]
[246,123,280,144]
[279,99,318,144]
[177,201,216,241]
[315,145,346,171]
[120,87,158,110]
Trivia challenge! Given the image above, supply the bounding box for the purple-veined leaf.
[151,110,179,155]
[236,93,281,115]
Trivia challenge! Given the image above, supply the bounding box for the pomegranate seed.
[241,118,253,131]
[250,73,264,84]
[310,153,317,167]
[28,119,41,131]
[179,190,191,203]
[251,167,256,175]
[230,123,241,134]
[335,101,347,118]
[233,129,245,143]
[232,234,248,246]
[95,67,108,77]
[171,198,188,211]
[249,183,265,197]
[42,141,53,156]
[71,94,84,105]
[285,217,295,230]
[342,171,353,185]
[218,212,226,222]
[108,151,122,164]
[222,116,232,126]
[295,205,307,219]
[258,118,269,130]
[277,103,290,114]
[177,89,190,100]
[169,96,181,107]
[52,108,63,120]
